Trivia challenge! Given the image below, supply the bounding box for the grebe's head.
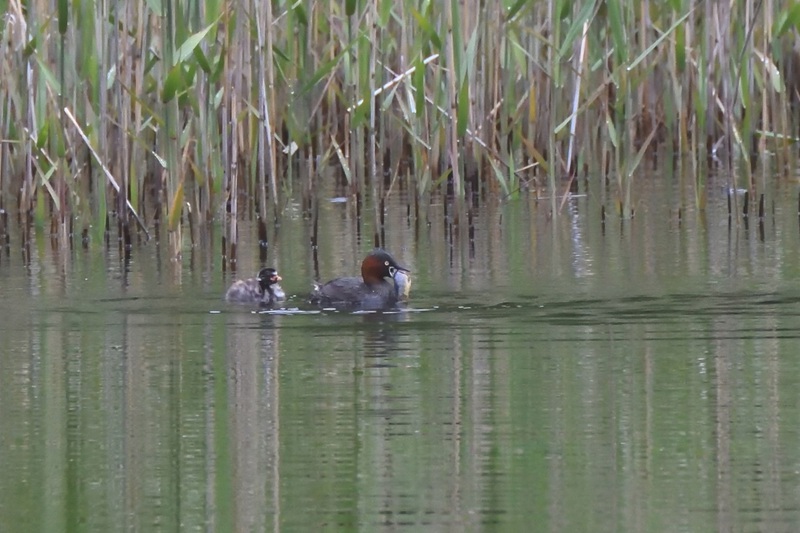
[360,249,410,285]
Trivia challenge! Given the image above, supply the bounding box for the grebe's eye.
[385,260,389,266]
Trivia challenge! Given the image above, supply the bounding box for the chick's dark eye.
[389,266,397,276]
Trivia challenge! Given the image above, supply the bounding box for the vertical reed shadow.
[189,243,195,275]
[152,204,164,276]
[68,216,74,251]
[122,242,132,289]
[229,240,238,274]
[258,217,268,264]
[311,194,320,282]
[0,204,7,264]
[413,192,422,250]
[187,205,196,249]
[742,191,750,232]
[49,216,59,256]
[443,195,450,251]
[120,213,132,256]
[406,196,412,231]
[742,190,749,218]
[21,217,31,268]
[727,189,732,223]
[467,202,475,260]
[154,221,162,275]
[355,192,363,245]
[601,204,606,236]
[375,196,386,249]
[105,213,111,248]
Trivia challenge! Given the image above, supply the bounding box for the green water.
[2,180,800,531]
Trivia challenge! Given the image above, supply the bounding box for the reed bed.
[0,0,798,259]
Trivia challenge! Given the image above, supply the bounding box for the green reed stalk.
[341,0,355,192]
[367,2,378,185]
[0,18,10,223]
[546,0,560,216]
[111,0,132,239]
[162,0,183,259]
[268,1,280,205]
[367,2,382,242]
[129,1,145,224]
[772,4,794,176]
[19,2,34,221]
[262,0,279,209]
[193,20,209,230]
[98,0,111,234]
[445,0,463,201]
[221,5,236,259]
[56,0,68,232]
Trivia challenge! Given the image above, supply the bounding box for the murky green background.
[3,177,800,531]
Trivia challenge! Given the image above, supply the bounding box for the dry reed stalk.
[254,0,269,225]
[567,20,590,177]
[63,108,149,237]
[264,0,279,207]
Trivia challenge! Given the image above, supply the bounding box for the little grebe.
[225,267,286,306]
[310,249,411,309]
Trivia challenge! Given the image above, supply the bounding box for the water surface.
[2,178,800,531]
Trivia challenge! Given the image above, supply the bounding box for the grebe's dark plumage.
[310,249,411,309]
[225,267,286,305]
